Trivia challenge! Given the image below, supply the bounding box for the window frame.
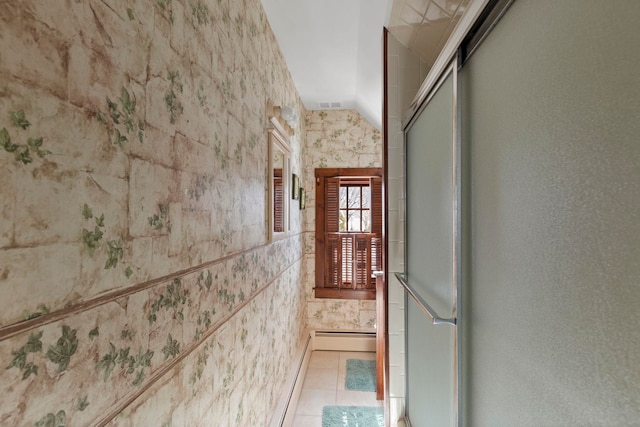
[315,167,383,300]
[339,181,372,233]
[268,118,292,241]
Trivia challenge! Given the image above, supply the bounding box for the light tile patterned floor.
[292,351,382,426]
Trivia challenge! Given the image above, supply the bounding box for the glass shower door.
[403,67,458,426]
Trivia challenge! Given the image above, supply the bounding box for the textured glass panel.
[461,1,640,425]
[362,186,371,208]
[339,186,348,209]
[362,210,371,232]
[407,297,455,426]
[405,72,454,426]
[339,209,347,231]
[348,211,361,232]
[348,186,361,208]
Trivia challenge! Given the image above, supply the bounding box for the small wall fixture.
[266,101,295,137]
[280,105,298,126]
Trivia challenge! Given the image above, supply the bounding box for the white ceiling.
[261,0,469,131]
[261,0,394,130]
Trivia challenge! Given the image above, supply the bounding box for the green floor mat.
[322,406,384,427]
[345,359,376,392]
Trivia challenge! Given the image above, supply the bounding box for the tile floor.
[292,351,383,426]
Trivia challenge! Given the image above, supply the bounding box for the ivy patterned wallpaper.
[301,110,382,331]
[0,0,307,425]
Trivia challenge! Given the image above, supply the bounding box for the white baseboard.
[274,330,377,426]
[269,331,312,427]
[389,396,407,427]
[312,330,376,352]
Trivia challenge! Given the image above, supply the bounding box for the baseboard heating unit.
[312,330,376,352]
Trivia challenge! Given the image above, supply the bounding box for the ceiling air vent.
[318,102,342,109]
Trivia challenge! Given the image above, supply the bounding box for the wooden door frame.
[381,26,390,411]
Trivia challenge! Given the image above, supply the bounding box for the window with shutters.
[267,110,291,242]
[273,168,284,232]
[315,168,383,300]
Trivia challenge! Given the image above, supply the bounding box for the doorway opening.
[314,168,383,300]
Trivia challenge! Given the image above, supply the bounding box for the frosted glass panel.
[406,74,454,313]
[405,73,455,426]
[406,297,455,426]
[461,0,640,425]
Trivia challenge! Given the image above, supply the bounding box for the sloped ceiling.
[261,0,469,130]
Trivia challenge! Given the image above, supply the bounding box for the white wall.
[385,30,429,425]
